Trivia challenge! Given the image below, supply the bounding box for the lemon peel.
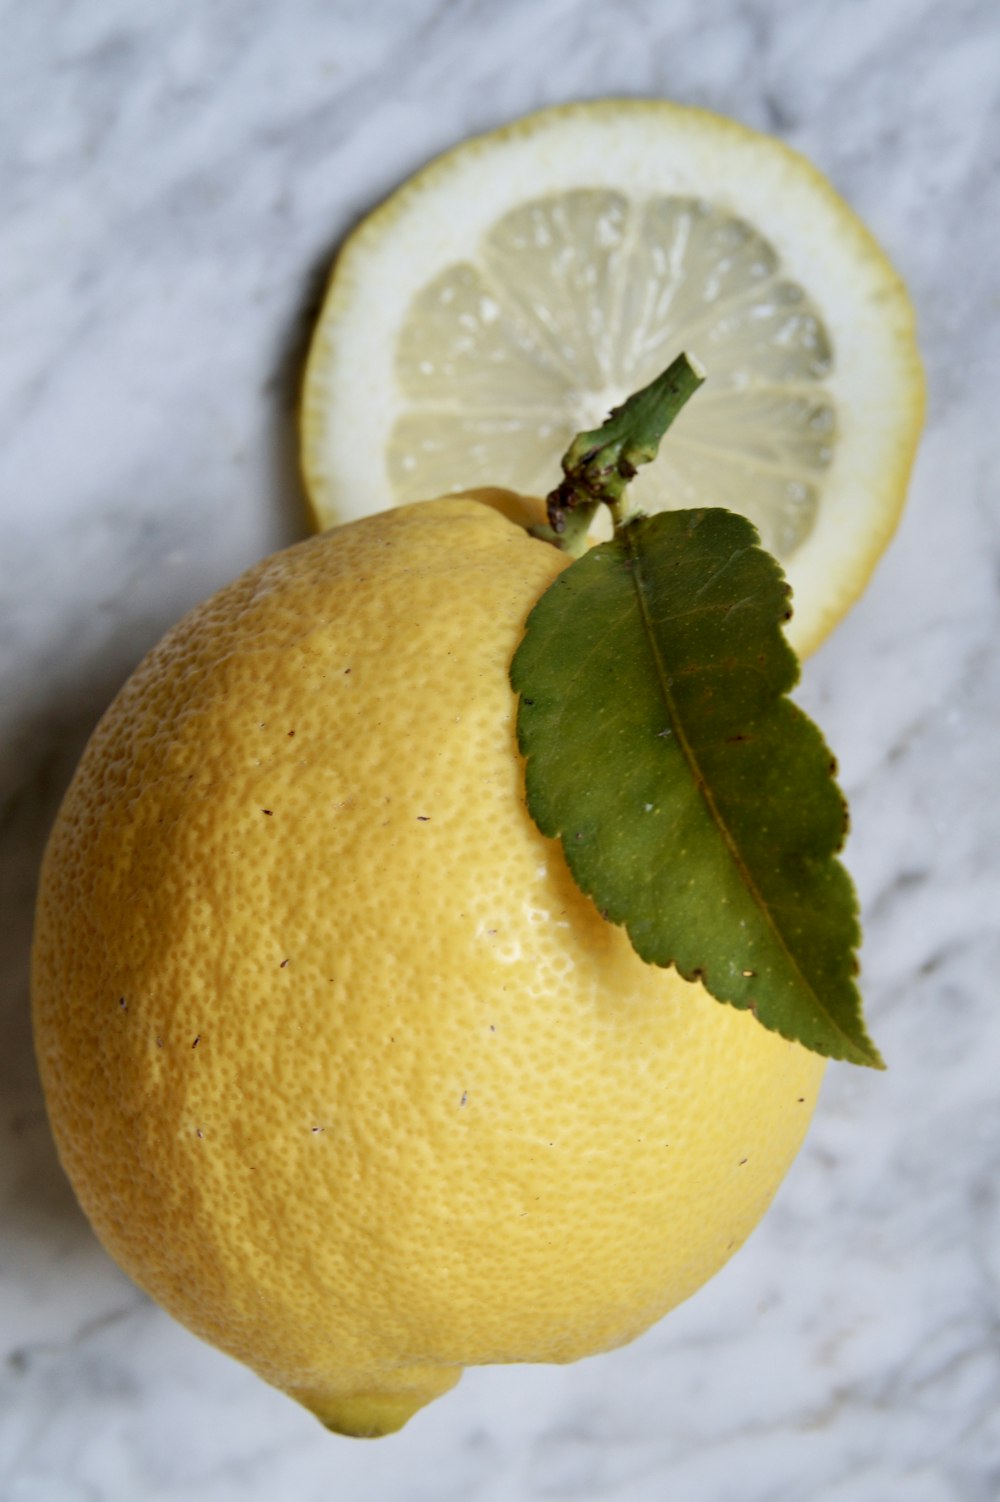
[33,496,825,1435]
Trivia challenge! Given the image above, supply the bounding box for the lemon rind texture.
[33,497,826,1426]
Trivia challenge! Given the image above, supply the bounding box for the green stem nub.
[544,351,705,555]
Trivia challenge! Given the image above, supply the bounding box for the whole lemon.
[33,495,824,1437]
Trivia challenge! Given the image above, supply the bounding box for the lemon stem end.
[545,351,705,555]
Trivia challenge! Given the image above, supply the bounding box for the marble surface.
[2,1,999,1498]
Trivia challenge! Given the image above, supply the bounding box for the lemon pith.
[301,99,925,657]
[33,496,825,1435]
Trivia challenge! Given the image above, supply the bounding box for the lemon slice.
[301,101,924,654]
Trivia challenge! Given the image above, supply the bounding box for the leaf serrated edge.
[616,518,883,1070]
[511,514,885,1072]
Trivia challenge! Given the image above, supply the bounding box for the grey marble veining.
[3,1,1000,1498]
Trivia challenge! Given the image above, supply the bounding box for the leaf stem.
[544,352,706,555]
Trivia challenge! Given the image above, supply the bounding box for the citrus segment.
[301,101,924,654]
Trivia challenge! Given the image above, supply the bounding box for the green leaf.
[511,508,883,1069]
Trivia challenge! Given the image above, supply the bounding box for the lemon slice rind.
[301,100,924,655]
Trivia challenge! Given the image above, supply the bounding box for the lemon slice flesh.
[301,101,924,654]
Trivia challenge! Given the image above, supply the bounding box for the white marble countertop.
[3,2,999,1498]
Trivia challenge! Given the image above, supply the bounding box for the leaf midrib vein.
[621,523,858,1053]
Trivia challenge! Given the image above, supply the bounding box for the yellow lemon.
[301,100,924,656]
[33,496,824,1437]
